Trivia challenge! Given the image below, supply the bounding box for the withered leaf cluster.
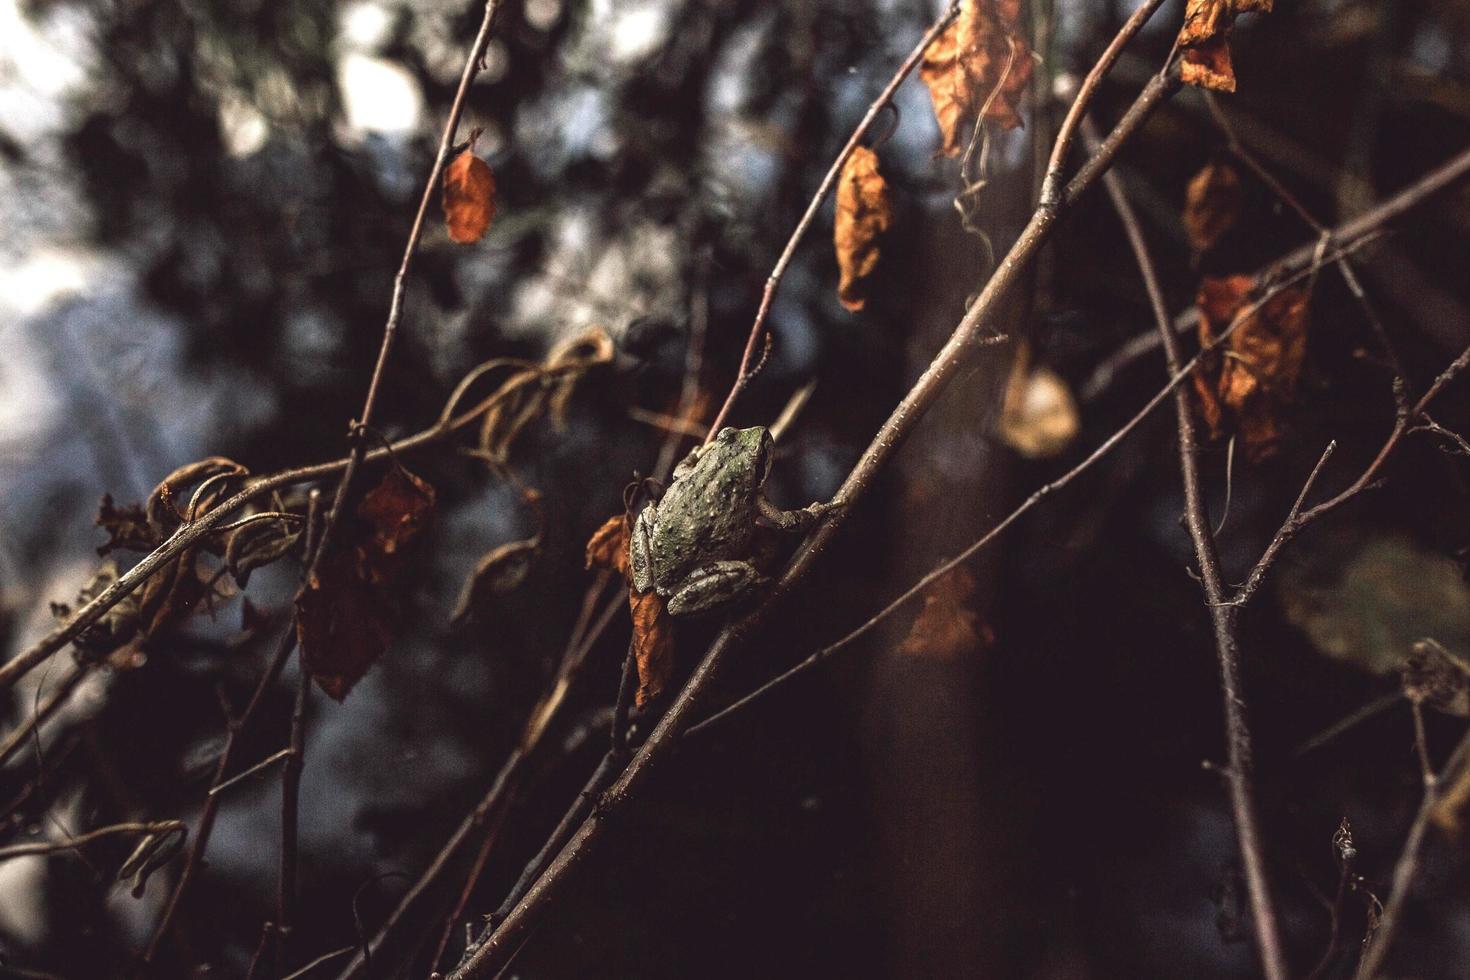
[920,0,1032,157]
[69,458,274,665]
[835,145,894,313]
[585,513,674,708]
[1193,274,1310,461]
[443,146,497,244]
[296,466,435,700]
[1175,0,1274,93]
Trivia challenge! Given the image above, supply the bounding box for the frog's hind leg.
[666,561,765,616]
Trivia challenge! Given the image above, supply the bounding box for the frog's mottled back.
[646,426,769,585]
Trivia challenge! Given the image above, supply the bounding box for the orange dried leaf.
[835,145,893,312]
[443,148,497,244]
[629,588,675,707]
[919,0,1033,157]
[1193,274,1310,461]
[898,565,993,659]
[1183,159,1243,251]
[585,513,631,579]
[1175,0,1274,93]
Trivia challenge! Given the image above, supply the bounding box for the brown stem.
[0,820,184,861]
[1097,127,1287,979]
[141,625,299,966]
[703,2,962,440]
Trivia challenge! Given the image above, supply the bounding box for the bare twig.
[0,819,184,862]
[1356,726,1470,978]
[703,2,962,440]
[1097,125,1287,978]
[0,661,90,767]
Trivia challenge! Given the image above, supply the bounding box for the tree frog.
[629,426,834,616]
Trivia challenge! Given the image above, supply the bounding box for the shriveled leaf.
[920,0,1033,157]
[296,465,436,700]
[477,327,614,462]
[224,517,301,588]
[147,457,249,532]
[997,365,1079,459]
[297,552,395,701]
[1193,274,1309,461]
[356,466,435,579]
[451,536,541,625]
[56,560,142,659]
[835,145,894,313]
[629,588,675,707]
[898,565,993,659]
[1175,0,1275,93]
[585,513,631,580]
[96,495,157,556]
[118,824,187,899]
[443,147,497,244]
[1183,159,1244,251]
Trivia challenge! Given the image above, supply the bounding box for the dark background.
[2,0,1470,977]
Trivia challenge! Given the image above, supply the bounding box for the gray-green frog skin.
[629,426,834,616]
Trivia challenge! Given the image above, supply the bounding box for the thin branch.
[1041,0,1169,206]
[1096,123,1286,979]
[1356,726,1470,978]
[141,625,299,965]
[0,820,184,862]
[703,2,962,440]
[0,661,90,767]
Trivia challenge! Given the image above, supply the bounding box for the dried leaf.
[629,588,675,706]
[443,147,497,244]
[355,466,435,582]
[147,457,249,532]
[296,465,436,700]
[96,495,157,556]
[296,552,396,701]
[1183,159,1244,251]
[1433,763,1470,837]
[835,145,894,312]
[898,565,993,658]
[997,365,1080,459]
[477,326,614,462]
[451,536,541,625]
[1193,274,1309,461]
[920,0,1034,157]
[585,514,631,580]
[224,517,301,588]
[1175,0,1275,93]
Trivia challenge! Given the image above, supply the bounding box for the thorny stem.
[1097,130,1287,979]
[702,2,962,441]
[449,34,1184,979]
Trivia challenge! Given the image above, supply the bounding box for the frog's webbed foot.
[756,495,844,533]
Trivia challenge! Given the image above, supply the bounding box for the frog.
[629,425,836,616]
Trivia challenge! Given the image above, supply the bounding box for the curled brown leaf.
[835,145,894,313]
[629,589,675,707]
[1175,0,1274,93]
[919,0,1033,157]
[897,565,993,659]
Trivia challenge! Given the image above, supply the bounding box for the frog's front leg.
[666,560,766,616]
[629,505,658,595]
[756,495,843,533]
